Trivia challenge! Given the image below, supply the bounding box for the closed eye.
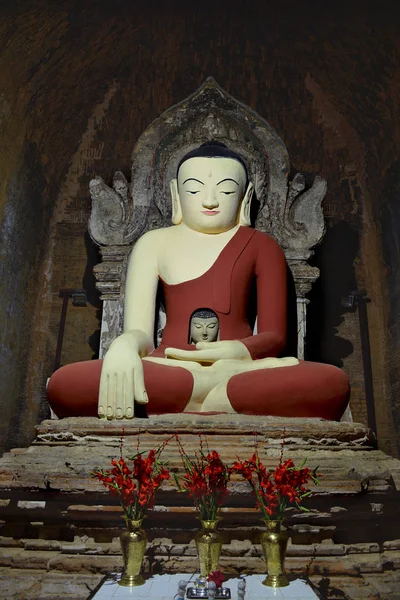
[187,190,200,195]
[220,191,235,195]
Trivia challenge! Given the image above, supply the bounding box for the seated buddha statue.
[47,141,349,420]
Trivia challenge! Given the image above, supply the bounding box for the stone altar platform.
[0,415,400,599]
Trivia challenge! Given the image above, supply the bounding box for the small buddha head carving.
[189,308,220,344]
[170,141,254,233]
[112,171,128,200]
[89,177,103,199]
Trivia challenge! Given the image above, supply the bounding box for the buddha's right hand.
[98,331,150,419]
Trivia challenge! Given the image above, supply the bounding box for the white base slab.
[89,573,320,600]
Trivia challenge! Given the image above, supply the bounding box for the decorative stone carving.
[88,173,133,246]
[88,78,327,357]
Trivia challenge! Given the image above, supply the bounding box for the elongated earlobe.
[239,182,254,226]
[170,179,183,225]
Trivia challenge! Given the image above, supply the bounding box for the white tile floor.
[90,573,320,600]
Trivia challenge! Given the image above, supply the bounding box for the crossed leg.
[47,356,349,421]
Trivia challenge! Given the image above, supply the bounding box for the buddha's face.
[176,157,247,234]
[190,316,220,344]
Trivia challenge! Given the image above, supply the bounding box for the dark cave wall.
[381,163,400,456]
[0,0,399,454]
[0,141,51,448]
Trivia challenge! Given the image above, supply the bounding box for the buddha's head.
[170,141,254,234]
[189,308,219,344]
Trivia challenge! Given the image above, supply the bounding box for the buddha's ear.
[170,179,183,225]
[239,182,254,226]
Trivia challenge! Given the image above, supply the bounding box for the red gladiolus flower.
[91,436,172,521]
[175,436,232,521]
[207,570,225,588]
[231,436,319,521]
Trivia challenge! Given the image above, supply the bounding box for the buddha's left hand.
[165,340,252,363]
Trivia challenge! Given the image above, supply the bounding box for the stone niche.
[1,80,400,600]
[88,77,327,360]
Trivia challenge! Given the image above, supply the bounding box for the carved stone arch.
[90,78,327,359]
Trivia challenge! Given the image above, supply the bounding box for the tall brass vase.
[119,519,147,587]
[260,520,289,588]
[195,519,223,578]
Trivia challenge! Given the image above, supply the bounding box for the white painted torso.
[155,223,240,285]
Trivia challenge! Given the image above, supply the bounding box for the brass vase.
[195,518,223,578]
[119,518,147,587]
[260,520,289,588]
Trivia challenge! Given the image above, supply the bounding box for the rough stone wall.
[0,0,399,455]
